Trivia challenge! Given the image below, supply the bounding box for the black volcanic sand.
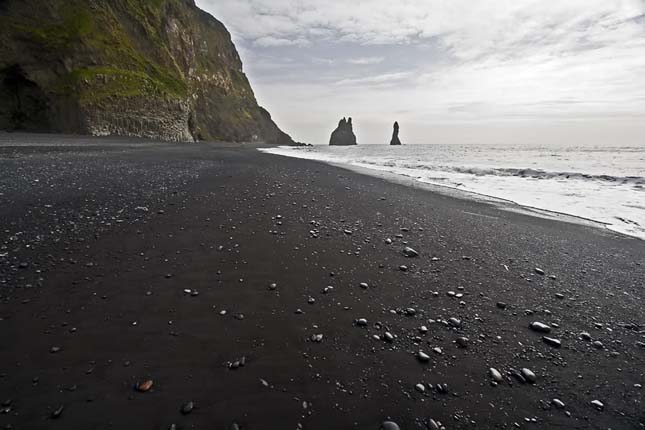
[0,133,643,430]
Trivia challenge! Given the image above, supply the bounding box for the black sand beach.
[0,134,643,429]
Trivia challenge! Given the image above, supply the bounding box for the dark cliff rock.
[329,117,357,146]
[390,121,401,145]
[0,0,295,144]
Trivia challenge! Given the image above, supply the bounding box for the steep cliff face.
[0,0,295,144]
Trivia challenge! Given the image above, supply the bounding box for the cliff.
[0,0,295,144]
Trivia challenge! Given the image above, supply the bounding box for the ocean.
[260,143,645,240]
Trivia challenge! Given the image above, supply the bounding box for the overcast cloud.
[196,0,645,145]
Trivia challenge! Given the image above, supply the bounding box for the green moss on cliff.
[0,0,294,144]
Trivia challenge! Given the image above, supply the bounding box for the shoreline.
[259,146,643,241]
[0,135,643,430]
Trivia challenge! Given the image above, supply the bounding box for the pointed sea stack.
[329,117,357,146]
[390,121,402,145]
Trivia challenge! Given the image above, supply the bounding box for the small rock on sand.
[529,322,551,333]
[402,247,419,257]
[490,368,503,383]
[381,421,400,430]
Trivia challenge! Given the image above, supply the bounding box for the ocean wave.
[356,160,645,185]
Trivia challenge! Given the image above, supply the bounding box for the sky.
[195,0,645,145]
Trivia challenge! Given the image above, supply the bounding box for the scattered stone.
[268,283,277,290]
[529,322,551,333]
[448,317,461,328]
[591,400,604,410]
[552,399,565,409]
[415,383,425,393]
[428,419,440,430]
[405,308,416,316]
[181,401,194,414]
[490,368,503,383]
[383,332,395,343]
[496,302,507,309]
[580,331,592,341]
[521,368,537,384]
[356,318,368,327]
[359,282,369,289]
[136,379,154,392]
[51,405,64,419]
[456,337,469,348]
[311,334,323,343]
[534,267,545,275]
[50,346,61,354]
[402,247,419,257]
[419,325,428,334]
[417,351,430,363]
[592,340,604,349]
[381,421,401,430]
[399,265,408,272]
[555,293,564,299]
[543,336,562,348]
[384,238,392,244]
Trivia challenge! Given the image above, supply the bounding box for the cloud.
[347,56,385,65]
[194,0,645,144]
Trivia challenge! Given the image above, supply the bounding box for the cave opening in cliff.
[0,64,51,131]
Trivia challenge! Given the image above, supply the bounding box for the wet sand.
[0,133,643,429]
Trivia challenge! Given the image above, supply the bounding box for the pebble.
[384,238,392,244]
[448,317,461,328]
[521,368,537,384]
[356,318,368,327]
[405,308,416,316]
[428,419,440,430]
[419,325,428,333]
[456,337,469,348]
[268,283,277,290]
[529,322,551,333]
[552,398,565,409]
[359,282,369,289]
[534,267,545,275]
[580,331,592,341]
[311,334,323,343]
[51,405,64,419]
[181,401,194,414]
[496,302,507,309]
[381,421,400,430]
[384,332,395,343]
[543,336,562,348]
[136,379,154,392]
[402,247,419,257]
[415,383,425,393]
[591,400,604,410]
[591,340,604,349]
[417,351,430,362]
[399,265,408,271]
[50,346,61,354]
[490,368,503,383]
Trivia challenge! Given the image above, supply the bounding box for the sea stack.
[390,121,402,145]
[329,117,357,146]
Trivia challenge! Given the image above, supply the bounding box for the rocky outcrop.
[390,121,402,145]
[329,117,357,146]
[0,0,295,144]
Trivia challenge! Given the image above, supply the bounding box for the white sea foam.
[260,143,645,240]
